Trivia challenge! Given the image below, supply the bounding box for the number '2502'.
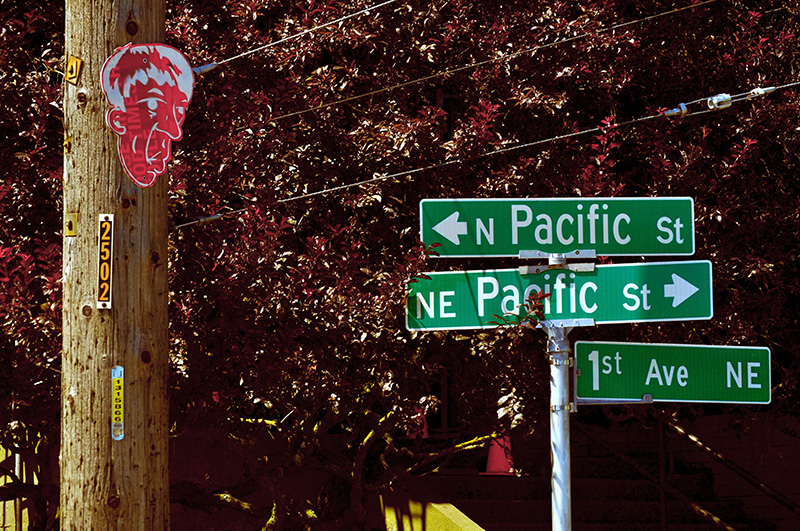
[98,215,113,307]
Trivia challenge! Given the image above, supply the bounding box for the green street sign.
[575,341,771,404]
[420,197,694,257]
[406,260,712,330]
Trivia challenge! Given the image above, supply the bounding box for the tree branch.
[371,432,500,492]
[0,482,42,502]
[169,480,270,517]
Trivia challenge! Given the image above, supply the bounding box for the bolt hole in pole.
[126,20,139,36]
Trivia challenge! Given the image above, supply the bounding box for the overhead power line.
[192,0,400,75]
[173,81,790,231]
[664,81,800,118]
[194,0,721,121]
[258,0,722,124]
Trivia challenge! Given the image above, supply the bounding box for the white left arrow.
[432,211,469,245]
[664,274,699,308]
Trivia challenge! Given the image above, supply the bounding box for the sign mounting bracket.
[520,249,596,276]
[519,249,597,260]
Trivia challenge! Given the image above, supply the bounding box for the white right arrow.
[664,274,699,308]
[431,211,468,245]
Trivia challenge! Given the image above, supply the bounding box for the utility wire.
[197,0,719,114]
[175,117,657,229]
[192,0,400,75]
[174,0,795,230]
[261,0,720,123]
[279,113,660,202]
[173,79,792,231]
[663,79,800,118]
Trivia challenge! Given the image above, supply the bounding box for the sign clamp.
[522,250,598,332]
[519,250,597,260]
[520,249,596,276]
[573,393,655,407]
[538,319,596,330]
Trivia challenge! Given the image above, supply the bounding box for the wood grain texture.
[62,1,169,529]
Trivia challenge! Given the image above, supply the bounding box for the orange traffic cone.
[481,435,513,475]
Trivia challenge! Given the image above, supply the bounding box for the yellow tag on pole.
[111,366,124,440]
[66,56,83,85]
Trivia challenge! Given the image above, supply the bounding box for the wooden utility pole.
[62,1,169,529]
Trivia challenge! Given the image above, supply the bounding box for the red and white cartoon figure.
[101,43,194,188]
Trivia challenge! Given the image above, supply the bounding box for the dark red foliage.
[3,0,800,528]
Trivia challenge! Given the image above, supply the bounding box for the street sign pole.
[542,253,574,531]
[406,257,714,531]
[546,320,573,531]
[411,197,719,531]
[534,254,596,531]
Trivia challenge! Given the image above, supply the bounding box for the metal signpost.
[410,196,766,531]
[406,260,713,331]
[406,258,713,531]
[420,197,694,257]
[575,342,771,404]
[544,319,577,531]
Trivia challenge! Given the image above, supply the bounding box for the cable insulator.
[707,93,732,110]
[192,63,219,76]
[747,86,776,99]
[664,102,689,118]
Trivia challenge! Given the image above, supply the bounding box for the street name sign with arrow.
[406,260,712,331]
[420,197,694,257]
